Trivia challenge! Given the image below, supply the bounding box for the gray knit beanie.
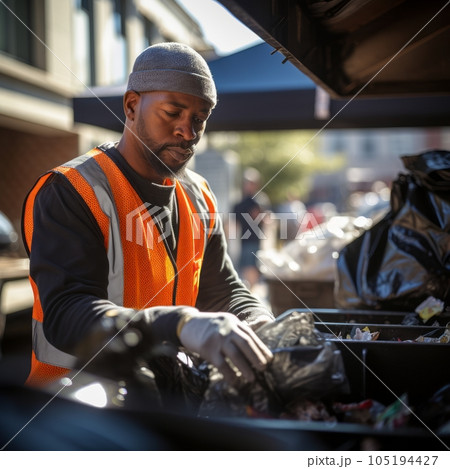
[126,42,217,107]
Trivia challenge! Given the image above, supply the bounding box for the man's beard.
[136,117,194,179]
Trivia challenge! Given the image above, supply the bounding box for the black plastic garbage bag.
[336,150,450,311]
[417,384,450,432]
[198,311,349,419]
[73,311,347,419]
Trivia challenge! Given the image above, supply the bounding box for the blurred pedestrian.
[233,168,271,290]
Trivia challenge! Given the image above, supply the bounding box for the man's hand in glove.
[178,311,273,384]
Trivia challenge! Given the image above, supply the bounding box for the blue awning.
[73,42,450,132]
[208,42,315,93]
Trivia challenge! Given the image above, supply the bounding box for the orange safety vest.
[22,147,217,387]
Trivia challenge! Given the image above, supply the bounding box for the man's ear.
[123,90,140,122]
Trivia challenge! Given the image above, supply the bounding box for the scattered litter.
[415,296,445,322]
[349,326,380,341]
[375,394,411,429]
[415,325,450,344]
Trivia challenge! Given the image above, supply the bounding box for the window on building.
[329,131,346,154]
[106,0,127,85]
[143,17,158,49]
[361,132,376,159]
[112,0,126,38]
[0,0,45,69]
[73,0,95,85]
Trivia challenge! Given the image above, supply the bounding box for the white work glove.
[178,311,273,384]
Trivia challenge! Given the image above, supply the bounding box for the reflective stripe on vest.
[24,147,217,385]
[63,152,125,305]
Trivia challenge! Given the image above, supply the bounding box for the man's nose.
[174,118,197,141]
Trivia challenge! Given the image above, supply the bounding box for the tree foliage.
[209,130,345,205]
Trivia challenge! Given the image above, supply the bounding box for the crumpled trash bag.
[374,394,411,430]
[198,311,349,419]
[258,216,377,281]
[72,312,347,417]
[335,150,450,311]
[417,384,450,432]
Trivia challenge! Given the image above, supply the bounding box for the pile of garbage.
[198,311,349,419]
[71,283,450,434]
[196,311,449,434]
[68,308,449,437]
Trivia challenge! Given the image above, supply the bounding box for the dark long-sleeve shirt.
[26,143,273,354]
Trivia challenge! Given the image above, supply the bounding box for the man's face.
[132,91,212,180]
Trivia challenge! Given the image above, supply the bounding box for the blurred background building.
[309,127,450,215]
